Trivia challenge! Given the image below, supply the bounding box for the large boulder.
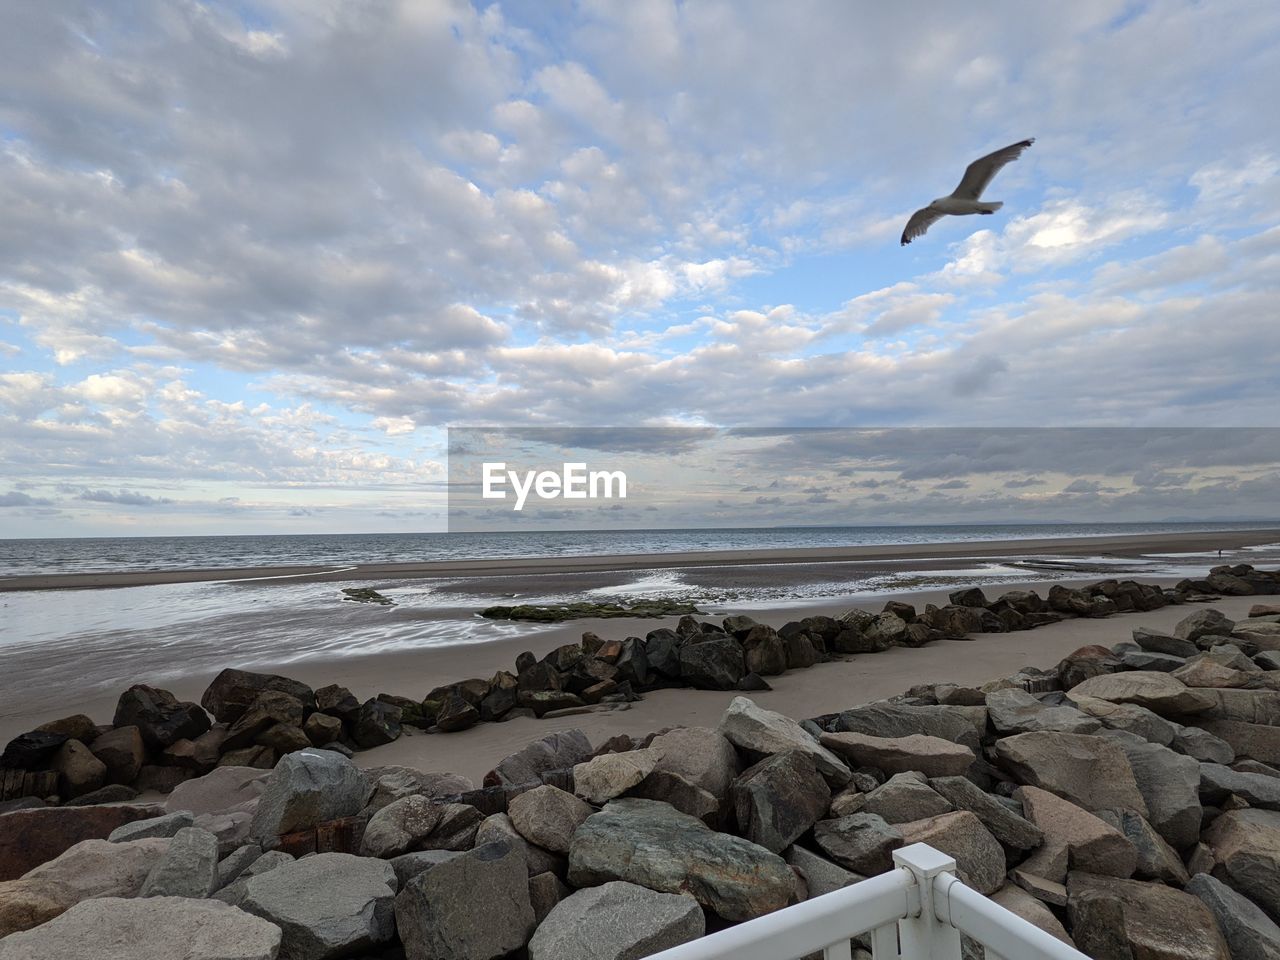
[993,732,1148,815]
[1176,609,1236,645]
[360,797,481,858]
[1200,719,1280,765]
[88,726,146,785]
[1100,810,1190,885]
[483,729,593,787]
[528,881,704,960]
[1016,786,1136,879]
[568,798,794,921]
[223,691,306,751]
[863,773,952,825]
[50,740,107,799]
[647,726,740,800]
[113,685,211,748]
[1201,762,1280,810]
[0,805,157,881]
[1068,671,1215,716]
[395,841,535,960]
[830,702,984,749]
[1203,808,1280,920]
[240,852,397,960]
[741,625,788,676]
[929,776,1042,851]
[1187,872,1280,960]
[730,751,830,853]
[812,813,904,875]
[1067,872,1230,960]
[573,749,660,804]
[1102,731,1203,850]
[202,668,315,723]
[138,827,219,898]
[819,731,975,778]
[363,766,473,813]
[678,638,746,690]
[507,784,593,855]
[986,688,1101,735]
[899,811,1004,895]
[990,884,1075,946]
[1199,688,1280,724]
[0,730,67,768]
[249,749,369,840]
[1068,696,1178,746]
[474,813,561,878]
[0,838,170,937]
[166,766,271,817]
[718,697,851,786]
[0,896,282,960]
[352,699,402,748]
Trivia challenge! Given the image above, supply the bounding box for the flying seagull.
[900,138,1034,245]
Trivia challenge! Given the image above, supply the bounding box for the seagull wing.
[900,206,946,246]
[951,138,1034,200]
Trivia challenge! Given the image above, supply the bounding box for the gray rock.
[240,852,397,960]
[992,731,1149,816]
[395,841,535,960]
[569,798,794,921]
[573,748,660,804]
[819,731,975,778]
[1068,695,1178,745]
[986,688,1101,735]
[249,749,369,840]
[389,849,465,887]
[508,784,593,855]
[1016,785,1136,879]
[730,750,830,852]
[485,729,593,787]
[1068,671,1214,716]
[862,772,951,825]
[831,703,984,750]
[528,870,569,924]
[1101,730,1203,850]
[784,843,863,897]
[678,638,746,689]
[166,765,271,816]
[1187,872,1280,960]
[1133,627,1200,659]
[1201,718,1280,765]
[1202,762,1280,810]
[1098,810,1190,885]
[0,896,282,960]
[1121,650,1187,672]
[528,880,705,960]
[139,826,220,898]
[475,811,562,877]
[718,697,851,787]
[1203,808,1280,920]
[364,766,474,813]
[1171,722,1235,763]
[929,776,1042,851]
[899,811,1005,895]
[812,813,904,875]
[626,768,722,825]
[647,726,740,799]
[360,796,481,858]
[109,810,195,843]
[216,843,263,890]
[1176,609,1236,645]
[1067,872,1229,960]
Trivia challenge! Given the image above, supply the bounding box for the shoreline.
[4,526,1279,592]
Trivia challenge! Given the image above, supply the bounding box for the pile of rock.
[2,564,1277,810]
[4,598,1280,957]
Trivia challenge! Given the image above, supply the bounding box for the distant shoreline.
[4,526,1278,592]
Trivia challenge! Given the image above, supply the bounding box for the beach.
[3,526,1278,779]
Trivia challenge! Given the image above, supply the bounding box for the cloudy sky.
[1,1,1279,537]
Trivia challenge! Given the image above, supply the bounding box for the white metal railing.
[646,843,1089,960]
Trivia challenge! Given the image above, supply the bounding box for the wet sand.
[4,528,1278,592]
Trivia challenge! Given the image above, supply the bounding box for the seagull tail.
[978,201,1003,214]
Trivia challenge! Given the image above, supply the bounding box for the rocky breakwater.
[4,562,1277,819]
[3,594,1280,956]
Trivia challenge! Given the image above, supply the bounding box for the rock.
[352,698,402,747]
[784,844,862,895]
[254,723,311,756]
[249,749,369,840]
[109,811,195,842]
[0,837,170,937]
[1203,808,1280,919]
[64,784,139,806]
[569,798,794,921]
[484,729,593,787]
[0,895,282,960]
[0,730,68,769]
[1187,872,1280,960]
[163,728,228,772]
[508,784,593,855]
[985,688,1101,735]
[1101,810,1190,885]
[395,841,535,960]
[139,826,220,898]
[240,852,397,959]
[528,880,705,960]
[87,726,146,785]
[387,849,464,887]
[645,727,739,805]
[1067,871,1230,960]
[527,870,568,924]
[222,691,305,751]
[1069,670,1215,716]
[830,703,984,749]
[950,587,989,607]
[216,844,263,889]
[201,668,315,724]
[1016,785,1136,878]
[990,884,1075,946]
[0,805,157,882]
[50,739,107,799]
[1170,724,1234,763]
[740,625,788,676]
[475,812,562,877]
[1133,627,1200,658]
[302,712,343,747]
[1199,688,1280,724]
[435,693,480,733]
[627,768,722,825]
[928,776,1042,851]
[719,697,851,786]
[113,685,211,748]
[1068,695,1178,746]
[993,731,1148,815]
[1202,762,1280,810]
[813,813,903,875]
[730,751,830,853]
[1177,609,1237,645]
[899,811,1004,895]
[819,731,975,778]
[1102,731,1203,850]
[166,765,271,816]
[363,766,473,812]
[361,797,482,858]
[862,773,951,825]
[1201,719,1280,765]
[219,746,274,770]
[678,638,746,690]
[1057,644,1124,690]
[573,748,661,804]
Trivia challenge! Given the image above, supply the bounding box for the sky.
[1,0,1279,537]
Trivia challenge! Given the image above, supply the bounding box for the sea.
[1,522,1278,718]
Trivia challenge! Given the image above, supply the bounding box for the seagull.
[900,139,1034,246]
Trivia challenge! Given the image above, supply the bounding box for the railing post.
[893,844,963,960]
